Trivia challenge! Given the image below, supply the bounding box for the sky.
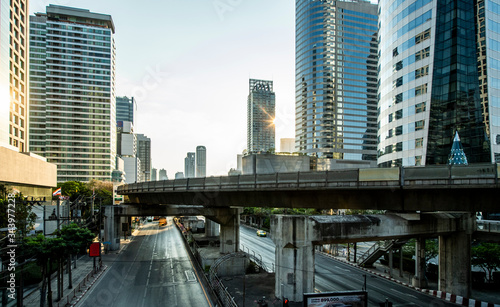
[29,0,296,177]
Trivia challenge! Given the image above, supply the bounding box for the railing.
[477,220,500,233]
[57,262,104,307]
[357,239,408,267]
[208,252,243,307]
[118,164,500,195]
[240,243,273,273]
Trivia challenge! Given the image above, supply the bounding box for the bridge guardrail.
[477,220,500,233]
[117,164,499,195]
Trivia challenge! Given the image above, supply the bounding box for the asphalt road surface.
[239,226,458,307]
[77,218,213,307]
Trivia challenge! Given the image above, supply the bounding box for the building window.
[415,84,427,96]
[415,65,429,79]
[394,93,403,104]
[415,155,422,166]
[394,77,403,88]
[395,125,403,135]
[395,109,403,120]
[415,29,430,44]
[415,47,430,61]
[393,47,399,57]
[394,61,403,72]
[415,137,423,148]
[415,102,426,113]
[415,120,425,131]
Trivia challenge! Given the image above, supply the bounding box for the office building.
[159,168,168,180]
[175,172,184,179]
[29,5,116,181]
[378,0,499,166]
[116,121,140,183]
[184,152,195,178]
[295,0,378,169]
[247,79,276,153]
[1,0,29,152]
[196,145,206,177]
[151,167,157,181]
[136,134,151,181]
[116,96,135,123]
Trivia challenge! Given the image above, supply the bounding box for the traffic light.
[283,297,289,307]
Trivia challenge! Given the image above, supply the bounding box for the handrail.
[117,164,500,195]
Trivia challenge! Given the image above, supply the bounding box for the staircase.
[357,239,408,267]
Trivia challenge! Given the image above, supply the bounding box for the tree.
[0,186,37,238]
[472,242,500,283]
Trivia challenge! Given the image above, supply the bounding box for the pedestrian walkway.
[21,255,104,307]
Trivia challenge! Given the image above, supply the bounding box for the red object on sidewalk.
[89,242,101,257]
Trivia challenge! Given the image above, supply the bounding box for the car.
[147,217,153,222]
[256,230,267,237]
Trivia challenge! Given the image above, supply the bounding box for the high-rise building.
[1,0,29,152]
[116,96,135,124]
[159,168,168,180]
[295,0,378,169]
[196,145,206,177]
[377,0,499,166]
[29,5,116,182]
[136,134,151,181]
[116,121,140,183]
[247,79,276,153]
[184,152,195,178]
[175,172,184,179]
[151,167,157,181]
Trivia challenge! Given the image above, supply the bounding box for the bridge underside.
[123,187,498,212]
[271,213,475,302]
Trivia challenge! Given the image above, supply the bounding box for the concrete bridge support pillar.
[103,206,121,251]
[412,237,427,288]
[216,208,241,254]
[205,219,220,237]
[272,215,314,302]
[439,231,472,297]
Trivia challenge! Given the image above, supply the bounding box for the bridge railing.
[477,220,500,233]
[118,164,499,194]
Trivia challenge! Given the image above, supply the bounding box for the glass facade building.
[184,152,195,178]
[1,0,28,151]
[247,79,276,153]
[136,134,151,181]
[116,96,135,124]
[378,0,500,166]
[295,0,378,168]
[29,5,116,181]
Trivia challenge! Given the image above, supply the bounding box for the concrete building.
[116,96,135,124]
[111,157,125,183]
[242,153,310,175]
[1,0,29,152]
[378,0,500,166]
[184,152,195,178]
[116,121,140,183]
[295,0,378,169]
[151,168,158,181]
[236,154,243,172]
[280,138,295,153]
[247,79,276,154]
[29,5,116,182]
[174,172,184,179]
[122,156,141,184]
[137,134,151,181]
[196,145,206,177]
[159,168,168,180]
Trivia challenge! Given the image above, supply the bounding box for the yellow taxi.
[256,230,267,237]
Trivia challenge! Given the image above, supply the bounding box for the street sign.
[89,242,101,257]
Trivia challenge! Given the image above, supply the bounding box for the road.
[77,218,212,307]
[240,226,457,307]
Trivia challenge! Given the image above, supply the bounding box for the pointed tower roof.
[448,131,468,165]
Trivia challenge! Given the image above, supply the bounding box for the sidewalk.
[21,255,105,307]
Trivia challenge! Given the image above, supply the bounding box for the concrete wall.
[0,147,57,198]
[242,154,310,174]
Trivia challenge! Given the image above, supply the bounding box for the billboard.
[303,291,367,307]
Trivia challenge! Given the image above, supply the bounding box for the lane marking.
[390,288,417,299]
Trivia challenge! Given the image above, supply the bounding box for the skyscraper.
[196,145,206,177]
[377,0,498,166]
[29,5,116,182]
[136,134,151,181]
[184,152,195,178]
[151,167,158,181]
[1,0,29,152]
[116,96,135,123]
[295,0,378,169]
[247,79,276,153]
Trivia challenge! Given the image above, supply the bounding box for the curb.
[318,251,500,307]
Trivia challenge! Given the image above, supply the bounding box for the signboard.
[303,291,367,307]
[89,242,101,257]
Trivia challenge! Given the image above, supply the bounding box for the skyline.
[29,0,296,177]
